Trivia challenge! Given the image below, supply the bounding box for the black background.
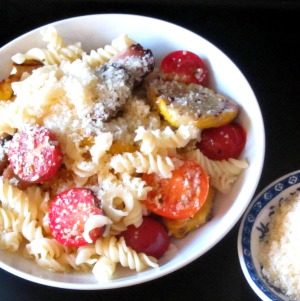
[0,1,299,300]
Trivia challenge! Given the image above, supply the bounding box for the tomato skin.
[8,126,62,183]
[122,217,170,259]
[142,160,209,220]
[198,122,246,160]
[160,50,209,86]
[49,188,104,247]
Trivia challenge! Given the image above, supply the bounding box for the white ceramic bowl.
[238,170,300,301]
[0,14,265,289]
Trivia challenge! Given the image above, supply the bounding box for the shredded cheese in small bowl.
[238,170,300,301]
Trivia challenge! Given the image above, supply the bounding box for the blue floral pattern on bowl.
[238,170,300,301]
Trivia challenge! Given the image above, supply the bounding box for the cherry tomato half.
[8,125,62,183]
[122,216,170,259]
[142,160,209,220]
[49,188,104,247]
[160,50,209,86]
[198,122,246,160]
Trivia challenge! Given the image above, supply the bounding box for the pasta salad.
[0,27,248,280]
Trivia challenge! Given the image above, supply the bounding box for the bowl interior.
[0,14,265,289]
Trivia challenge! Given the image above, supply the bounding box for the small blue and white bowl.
[238,170,300,301]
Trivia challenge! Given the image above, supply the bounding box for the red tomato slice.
[49,188,104,247]
[198,122,246,160]
[122,216,170,259]
[160,50,209,86]
[8,126,62,183]
[142,160,209,220]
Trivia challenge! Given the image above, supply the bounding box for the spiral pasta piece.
[92,256,117,280]
[0,178,40,219]
[185,149,248,193]
[82,34,135,68]
[0,232,21,252]
[0,207,22,251]
[75,245,99,265]
[95,236,158,272]
[0,207,19,233]
[20,215,44,242]
[60,252,92,272]
[135,125,200,155]
[12,43,84,65]
[110,151,175,178]
[26,237,65,260]
[119,173,152,201]
[41,26,64,50]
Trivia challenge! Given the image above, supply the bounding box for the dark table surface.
[0,1,299,300]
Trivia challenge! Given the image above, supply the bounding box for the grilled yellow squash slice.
[147,78,238,129]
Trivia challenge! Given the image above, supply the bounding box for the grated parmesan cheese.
[260,192,300,300]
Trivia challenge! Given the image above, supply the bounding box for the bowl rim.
[0,13,265,290]
[237,169,300,301]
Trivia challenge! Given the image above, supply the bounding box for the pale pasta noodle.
[12,27,83,65]
[82,34,135,68]
[33,256,71,272]
[135,125,200,155]
[101,185,135,223]
[95,236,158,272]
[185,149,248,193]
[0,103,16,135]
[60,252,92,272]
[0,207,19,233]
[12,43,84,66]
[119,173,152,201]
[92,256,117,280]
[41,26,64,50]
[83,215,112,243]
[97,174,147,233]
[20,214,44,242]
[0,178,40,219]
[26,237,65,260]
[0,207,21,251]
[110,151,175,178]
[90,132,113,163]
[0,232,22,252]
[75,245,99,265]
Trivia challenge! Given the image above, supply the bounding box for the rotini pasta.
[110,151,175,178]
[82,34,135,68]
[0,207,22,251]
[0,178,41,219]
[95,236,158,272]
[135,125,200,155]
[185,149,248,193]
[12,27,83,65]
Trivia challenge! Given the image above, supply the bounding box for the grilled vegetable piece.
[11,59,43,78]
[163,187,215,239]
[112,43,155,85]
[147,78,238,129]
[0,75,17,100]
[109,141,137,155]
